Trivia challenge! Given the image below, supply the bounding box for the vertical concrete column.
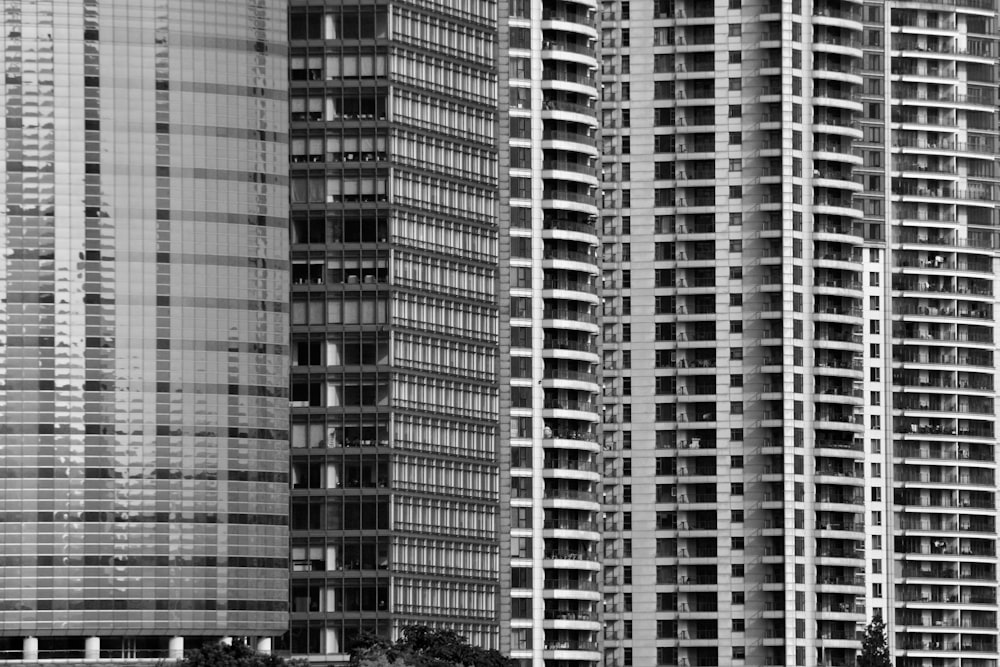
[84,637,100,660]
[168,636,185,660]
[256,637,272,655]
[22,637,38,661]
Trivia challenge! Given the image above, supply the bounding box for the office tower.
[505,0,602,665]
[286,0,501,658]
[599,0,1000,666]
[0,0,289,661]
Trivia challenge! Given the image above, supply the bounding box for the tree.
[349,625,513,667]
[179,642,304,667]
[857,617,892,667]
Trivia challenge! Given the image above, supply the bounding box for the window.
[729,24,741,36]
[729,159,742,172]
[729,104,742,118]
[732,618,745,632]
[732,590,745,603]
[729,77,742,91]
[729,131,742,145]
[732,537,744,550]
[731,510,744,523]
[729,52,741,64]
[872,583,882,598]
[731,483,744,496]
[731,455,743,468]
[870,271,880,286]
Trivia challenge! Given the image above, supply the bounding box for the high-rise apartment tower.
[504,0,603,665]
[0,0,290,661]
[599,1,999,667]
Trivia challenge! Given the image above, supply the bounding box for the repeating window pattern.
[394,497,496,540]
[393,293,496,339]
[394,414,495,459]
[289,0,499,653]
[393,7,495,64]
[393,374,497,420]
[394,250,496,299]
[394,89,495,143]
[395,332,495,381]
[394,211,497,263]
[394,578,496,620]
[395,537,499,579]
[392,51,497,105]
[394,455,498,500]
[394,131,498,182]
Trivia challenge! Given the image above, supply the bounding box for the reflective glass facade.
[286,0,500,658]
[0,0,289,658]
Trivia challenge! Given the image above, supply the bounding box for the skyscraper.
[286,0,501,657]
[504,0,603,665]
[0,0,290,660]
[880,3,999,665]
[599,1,999,667]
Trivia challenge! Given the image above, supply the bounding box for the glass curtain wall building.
[0,0,290,661]
[286,0,501,657]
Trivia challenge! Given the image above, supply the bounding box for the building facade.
[599,1,999,667]
[0,0,290,660]
[880,2,999,665]
[285,0,502,657]
[505,0,603,664]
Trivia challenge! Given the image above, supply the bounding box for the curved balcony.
[542,647,602,662]
[542,130,600,158]
[541,39,599,69]
[542,285,600,307]
[540,12,598,41]
[542,159,599,186]
[542,616,602,632]
[541,70,598,99]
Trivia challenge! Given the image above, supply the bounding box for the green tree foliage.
[857,617,892,667]
[179,642,304,667]
[350,626,513,667]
